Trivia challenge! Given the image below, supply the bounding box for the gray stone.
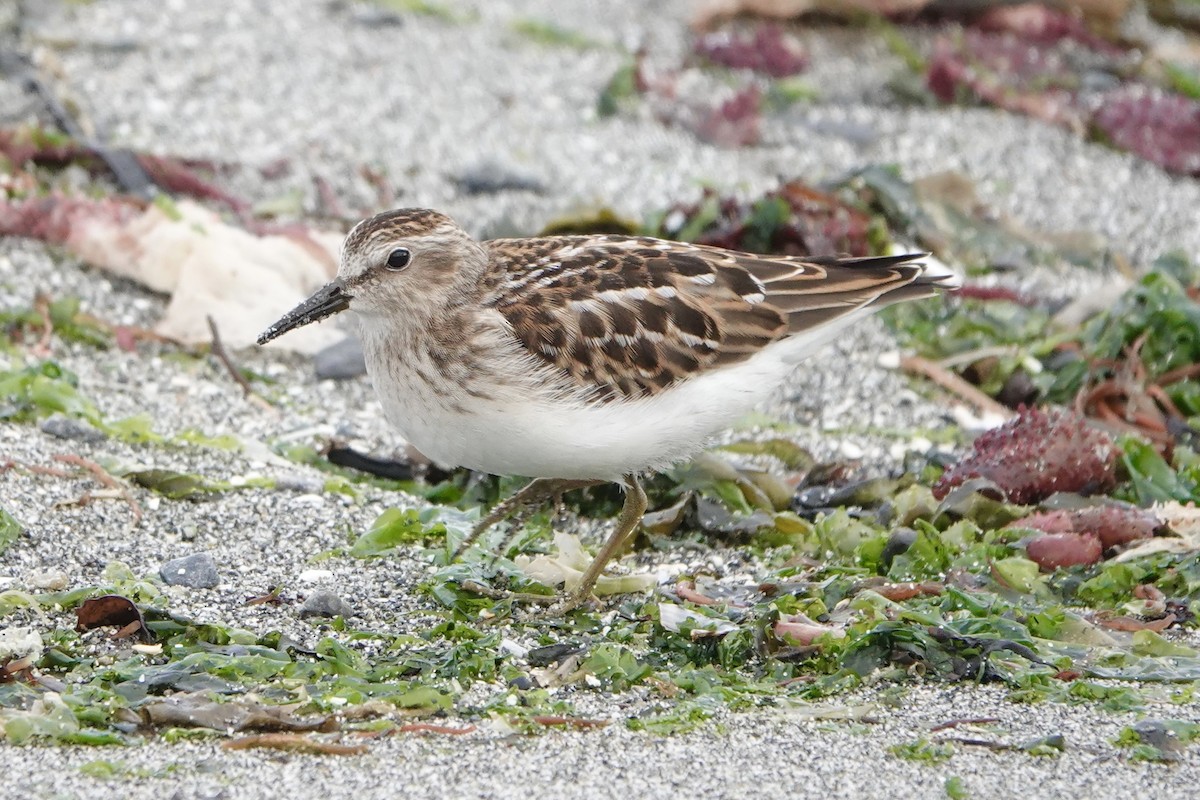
[347,6,404,28]
[299,590,355,619]
[453,160,544,196]
[880,527,919,571]
[158,553,220,588]
[313,336,366,381]
[39,414,106,443]
[25,569,69,591]
[274,474,326,493]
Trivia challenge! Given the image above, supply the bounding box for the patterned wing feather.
[724,250,934,333]
[487,236,941,399]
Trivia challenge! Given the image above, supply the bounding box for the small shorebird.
[259,208,958,613]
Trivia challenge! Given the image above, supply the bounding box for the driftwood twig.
[206,314,255,398]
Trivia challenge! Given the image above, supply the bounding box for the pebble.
[158,553,221,588]
[39,414,107,444]
[880,527,919,571]
[453,160,545,195]
[275,474,327,494]
[839,441,865,459]
[313,336,367,381]
[25,569,70,590]
[0,627,42,661]
[298,590,356,619]
[297,569,335,583]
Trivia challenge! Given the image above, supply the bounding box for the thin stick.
[32,292,54,356]
[221,733,368,756]
[943,737,1011,751]
[52,453,142,524]
[206,314,255,397]
[1155,363,1200,387]
[900,355,1013,420]
[313,175,348,220]
[531,716,609,729]
[396,723,478,735]
[14,55,157,197]
[23,464,76,479]
[929,716,1001,732]
[359,165,395,208]
[935,344,1021,370]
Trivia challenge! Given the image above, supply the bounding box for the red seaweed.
[933,406,1118,504]
[694,24,808,77]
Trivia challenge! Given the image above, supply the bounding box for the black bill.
[257,280,351,345]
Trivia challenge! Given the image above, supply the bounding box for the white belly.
[364,309,869,480]
[375,369,761,480]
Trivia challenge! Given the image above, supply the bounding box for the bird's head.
[256,208,485,345]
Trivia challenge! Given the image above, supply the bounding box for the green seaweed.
[0,508,21,555]
[511,19,602,50]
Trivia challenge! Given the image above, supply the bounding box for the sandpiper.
[259,208,959,613]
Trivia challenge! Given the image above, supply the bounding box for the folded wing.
[488,235,953,400]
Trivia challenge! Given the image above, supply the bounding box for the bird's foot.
[451,477,602,562]
[516,589,598,621]
[459,580,559,607]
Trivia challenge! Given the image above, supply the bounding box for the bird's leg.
[451,477,557,561]
[452,477,601,561]
[487,478,604,564]
[531,474,648,617]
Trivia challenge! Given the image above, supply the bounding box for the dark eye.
[385,248,411,271]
